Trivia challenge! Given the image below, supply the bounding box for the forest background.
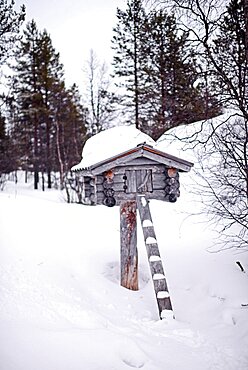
[0,0,247,250]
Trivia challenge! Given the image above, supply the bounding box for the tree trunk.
[42,171,45,191]
[55,119,65,190]
[244,0,248,65]
[34,117,39,190]
[34,170,39,190]
[134,11,139,129]
[46,122,52,189]
[120,200,139,290]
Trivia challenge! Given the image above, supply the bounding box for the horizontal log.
[87,174,127,186]
[95,177,178,193]
[96,183,126,193]
[95,173,127,185]
[93,166,174,185]
[95,189,179,205]
[85,187,94,194]
[111,164,166,175]
[96,181,174,193]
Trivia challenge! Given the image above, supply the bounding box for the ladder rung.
[153,273,166,280]
[149,255,161,262]
[142,219,153,227]
[146,236,157,244]
[157,291,170,299]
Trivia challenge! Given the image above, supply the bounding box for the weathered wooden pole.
[120,200,139,290]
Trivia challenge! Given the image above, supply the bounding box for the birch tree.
[84,50,120,135]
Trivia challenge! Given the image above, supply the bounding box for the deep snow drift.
[0,120,248,370]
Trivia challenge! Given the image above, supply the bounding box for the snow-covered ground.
[0,122,248,370]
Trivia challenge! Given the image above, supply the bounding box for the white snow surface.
[72,125,155,170]
[1,117,248,370]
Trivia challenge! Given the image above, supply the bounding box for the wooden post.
[120,200,138,290]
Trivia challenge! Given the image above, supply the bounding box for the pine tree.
[36,28,64,188]
[0,111,16,175]
[51,82,88,188]
[0,0,25,66]
[149,0,247,249]
[142,10,220,139]
[11,20,42,188]
[212,0,247,111]
[64,84,88,166]
[10,20,78,189]
[112,3,220,139]
[7,20,88,191]
[112,0,147,128]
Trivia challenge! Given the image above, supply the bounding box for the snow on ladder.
[136,194,174,320]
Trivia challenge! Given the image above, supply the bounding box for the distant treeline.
[0,0,247,193]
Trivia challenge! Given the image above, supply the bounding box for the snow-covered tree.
[0,0,25,66]
[112,1,220,139]
[9,20,88,190]
[138,9,220,139]
[112,0,147,129]
[150,0,248,249]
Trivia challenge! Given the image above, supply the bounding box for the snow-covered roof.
[72,125,155,171]
[71,126,193,175]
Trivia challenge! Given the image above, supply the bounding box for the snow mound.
[72,125,155,170]
[156,111,237,163]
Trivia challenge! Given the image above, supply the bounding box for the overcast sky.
[15,0,125,90]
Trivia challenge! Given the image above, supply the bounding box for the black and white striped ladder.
[136,194,174,320]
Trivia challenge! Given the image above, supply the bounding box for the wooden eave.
[73,144,194,176]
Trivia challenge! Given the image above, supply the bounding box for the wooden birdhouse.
[72,143,193,206]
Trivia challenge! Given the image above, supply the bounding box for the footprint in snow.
[122,358,144,368]
[119,341,146,368]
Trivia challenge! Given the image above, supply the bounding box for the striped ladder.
[136,194,174,320]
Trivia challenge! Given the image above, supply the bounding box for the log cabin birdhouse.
[72,133,193,320]
[72,142,193,206]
